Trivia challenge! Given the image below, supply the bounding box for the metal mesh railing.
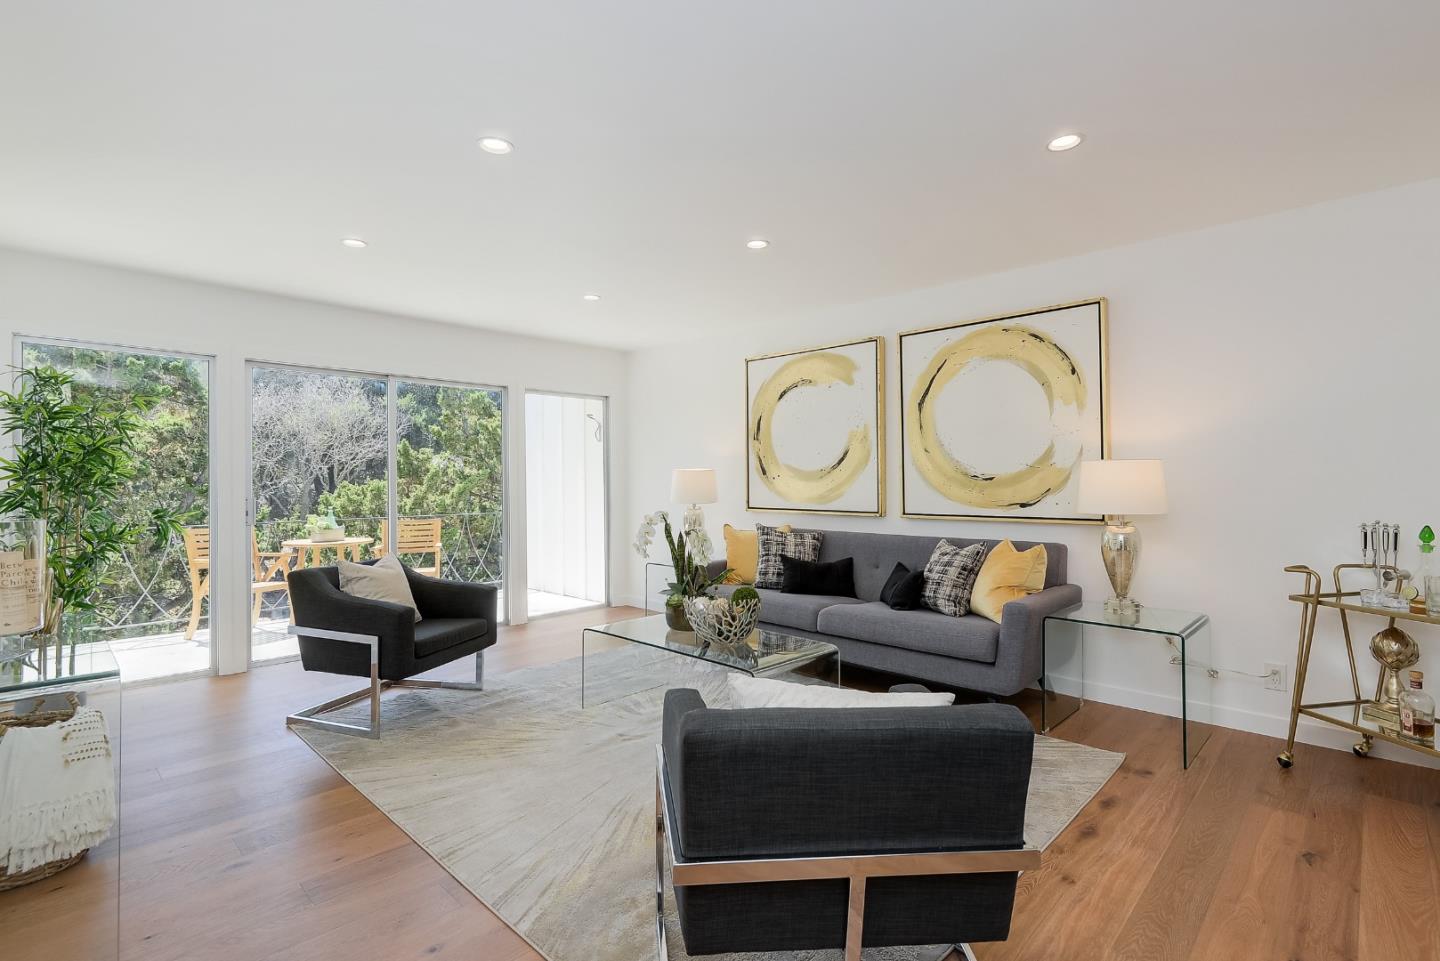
[83,511,504,639]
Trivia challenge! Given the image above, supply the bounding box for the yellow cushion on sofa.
[970,540,1048,623]
[722,523,790,584]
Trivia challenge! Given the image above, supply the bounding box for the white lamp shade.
[1076,460,1167,516]
[670,468,717,505]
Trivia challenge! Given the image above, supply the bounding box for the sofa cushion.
[970,539,1048,623]
[413,617,488,658]
[922,540,988,617]
[816,601,1000,663]
[781,555,856,597]
[755,524,823,590]
[339,554,421,621]
[722,523,789,584]
[714,584,862,633]
[727,674,955,708]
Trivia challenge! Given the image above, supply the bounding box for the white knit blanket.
[0,706,117,873]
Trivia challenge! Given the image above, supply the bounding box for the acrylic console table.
[1042,601,1215,769]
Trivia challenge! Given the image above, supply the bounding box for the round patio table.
[281,535,374,568]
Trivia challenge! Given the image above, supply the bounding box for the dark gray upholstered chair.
[284,564,497,739]
[657,689,1038,961]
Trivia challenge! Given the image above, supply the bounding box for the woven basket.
[0,692,91,891]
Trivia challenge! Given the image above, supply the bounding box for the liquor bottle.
[1398,670,1435,746]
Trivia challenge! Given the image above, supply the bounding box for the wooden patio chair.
[374,518,444,578]
[182,527,297,640]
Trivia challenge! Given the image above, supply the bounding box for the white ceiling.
[2,1,1437,349]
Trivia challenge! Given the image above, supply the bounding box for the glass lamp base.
[1104,595,1141,617]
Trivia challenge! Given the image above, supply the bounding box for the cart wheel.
[1352,738,1372,758]
[1276,751,1293,769]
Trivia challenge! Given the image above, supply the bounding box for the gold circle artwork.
[906,324,1087,509]
[750,352,871,504]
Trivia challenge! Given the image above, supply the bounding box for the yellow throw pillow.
[722,523,790,584]
[970,540,1048,623]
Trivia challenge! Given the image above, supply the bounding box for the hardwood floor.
[19,605,1440,960]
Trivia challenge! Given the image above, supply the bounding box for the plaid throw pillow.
[755,524,823,590]
[922,540,988,617]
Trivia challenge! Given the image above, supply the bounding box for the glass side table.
[1042,602,1215,769]
[0,640,122,961]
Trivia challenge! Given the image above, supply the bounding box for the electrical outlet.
[1264,662,1287,692]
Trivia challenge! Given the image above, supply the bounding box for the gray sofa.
[708,529,1081,696]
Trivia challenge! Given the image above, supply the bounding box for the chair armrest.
[994,584,1083,689]
[403,568,498,623]
[1000,584,1082,638]
[661,688,709,844]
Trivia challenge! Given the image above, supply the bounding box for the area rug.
[296,647,1124,961]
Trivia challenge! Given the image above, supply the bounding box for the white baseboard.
[1063,675,1440,769]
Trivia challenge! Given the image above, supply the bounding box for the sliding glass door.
[396,380,506,592]
[247,364,505,663]
[248,365,389,662]
[18,338,213,681]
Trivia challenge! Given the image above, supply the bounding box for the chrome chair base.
[284,625,485,739]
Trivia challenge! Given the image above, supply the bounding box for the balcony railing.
[78,511,504,640]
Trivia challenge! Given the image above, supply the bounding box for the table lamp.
[670,468,717,534]
[1076,459,1167,616]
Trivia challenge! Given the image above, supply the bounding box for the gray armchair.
[657,689,1038,960]
[284,564,497,738]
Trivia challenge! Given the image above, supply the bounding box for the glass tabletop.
[1046,601,1209,638]
[0,639,121,696]
[586,614,838,675]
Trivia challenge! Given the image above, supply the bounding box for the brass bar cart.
[1278,564,1439,767]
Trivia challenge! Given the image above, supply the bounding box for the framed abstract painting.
[745,336,884,516]
[899,298,1109,523]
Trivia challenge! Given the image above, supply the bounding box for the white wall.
[0,245,630,674]
[625,178,1440,763]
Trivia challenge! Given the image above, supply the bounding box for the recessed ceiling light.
[1047,133,1084,152]
[478,136,514,155]
[582,293,601,302]
[340,237,368,248]
[746,239,770,250]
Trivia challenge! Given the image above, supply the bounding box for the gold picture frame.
[745,336,885,516]
[898,298,1110,524]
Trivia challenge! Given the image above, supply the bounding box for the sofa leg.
[475,650,485,690]
[957,944,978,961]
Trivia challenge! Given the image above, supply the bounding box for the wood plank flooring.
[13,605,1440,960]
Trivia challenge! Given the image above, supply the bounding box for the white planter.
[309,527,346,543]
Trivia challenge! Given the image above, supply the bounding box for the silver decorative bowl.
[683,596,762,648]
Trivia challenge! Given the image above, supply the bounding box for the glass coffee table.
[581,614,841,707]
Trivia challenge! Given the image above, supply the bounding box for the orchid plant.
[634,510,730,610]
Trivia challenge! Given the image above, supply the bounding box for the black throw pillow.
[879,562,911,606]
[780,555,856,597]
[887,571,926,611]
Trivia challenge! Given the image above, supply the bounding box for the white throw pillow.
[726,674,954,709]
[338,554,422,622]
